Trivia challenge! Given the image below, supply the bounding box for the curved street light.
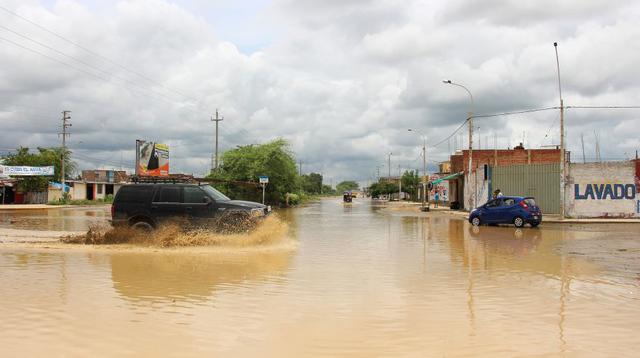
[443,79,476,209]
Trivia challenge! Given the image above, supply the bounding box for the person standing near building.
[434,190,440,208]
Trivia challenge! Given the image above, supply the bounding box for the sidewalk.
[0,204,71,210]
[382,201,640,223]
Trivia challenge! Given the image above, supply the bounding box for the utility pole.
[554,42,566,219]
[299,160,303,176]
[59,110,71,196]
[398,164,402,200]
[388,152,392,178]
[210,109,223,174]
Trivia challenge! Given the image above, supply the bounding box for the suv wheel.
[471,217,481,226]
[131,220,154,232]
[513,216,525,228]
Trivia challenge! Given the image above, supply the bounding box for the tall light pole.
[554,42,566,219]
[388,152,392,178]
[443,79,475,209]
[408,128,428,211]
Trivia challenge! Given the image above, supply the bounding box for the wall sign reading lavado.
[574,183,636,200]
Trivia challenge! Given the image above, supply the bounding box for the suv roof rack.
[130,175,197,184]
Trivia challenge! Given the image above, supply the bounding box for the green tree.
[321,184,336,195]
[208,139,299,204]
[401,170,420,200]
[336,180,359,193]
[301,172,323,194]
[369,182,398,198]
[2,147,76,192]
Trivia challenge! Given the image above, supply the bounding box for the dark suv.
[111,184,271,231]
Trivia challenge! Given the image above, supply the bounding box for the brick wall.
[450,148,561,173]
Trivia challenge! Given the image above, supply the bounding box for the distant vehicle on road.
[111,183,270,231]
[343,191,353,203]
[469,196,541,228]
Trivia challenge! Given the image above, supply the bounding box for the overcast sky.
[1,0,639,185]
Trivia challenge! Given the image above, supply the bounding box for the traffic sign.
[259,176,269,184]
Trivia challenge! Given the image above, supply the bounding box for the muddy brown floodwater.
[1,199,639,357]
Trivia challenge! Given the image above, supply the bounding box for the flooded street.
[1,199,639,357]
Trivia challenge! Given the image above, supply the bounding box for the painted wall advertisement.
[0,165,55,176]
[570,161,640,217]
[135,140,169,176]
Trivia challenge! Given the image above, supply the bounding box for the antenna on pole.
[210,109,224,174]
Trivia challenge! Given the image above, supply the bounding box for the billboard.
[0,165,55,176]
[136,140,169,176]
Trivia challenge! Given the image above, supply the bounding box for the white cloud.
[0,0,639,182]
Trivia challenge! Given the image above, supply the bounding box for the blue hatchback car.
[469,196,542,228]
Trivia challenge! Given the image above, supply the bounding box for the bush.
[286,193,300,206]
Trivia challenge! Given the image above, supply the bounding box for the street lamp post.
[408,128,429,211]
[443,80,475,209]
[554,42,566,219]
[388,152,392,178]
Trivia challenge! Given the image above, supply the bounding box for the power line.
[566,106,640,109]
[471,106,559,119]
[0,4,197,103]
[0,25,183,104]
[0,35,185,108]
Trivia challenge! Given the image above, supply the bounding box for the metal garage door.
[491,163,560,214]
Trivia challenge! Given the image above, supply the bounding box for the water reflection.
[0,206,110,231]
[110,250,294,302]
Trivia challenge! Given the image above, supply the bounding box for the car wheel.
[131,220,154,232]
[471,217,481,226]
[513,216,525,228]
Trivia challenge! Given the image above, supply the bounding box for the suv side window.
[183,187,208,203]
[502,198,515,206]
[154,187,181,203]
[117,186,153,203]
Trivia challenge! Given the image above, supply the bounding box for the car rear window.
[524,198,537,207]
[116,186,153,203]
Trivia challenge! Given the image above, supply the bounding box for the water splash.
[62,214,290,247]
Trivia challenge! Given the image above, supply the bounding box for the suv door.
[182,186,215,226]
[151,186,184,223]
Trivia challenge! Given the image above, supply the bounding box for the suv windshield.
[201,185,230,201]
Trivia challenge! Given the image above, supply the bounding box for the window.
[117,186,153,203]
[524,198,537,207]
[97,184,103,194]
[156,187,180,203]
[201,185,230,201]
[502,198,516,206]
[183,187,208,203]
[485,199,499,208]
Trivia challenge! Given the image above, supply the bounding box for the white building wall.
[464,170,489,210]
[71,183,87,200]
[565,161,639,218]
